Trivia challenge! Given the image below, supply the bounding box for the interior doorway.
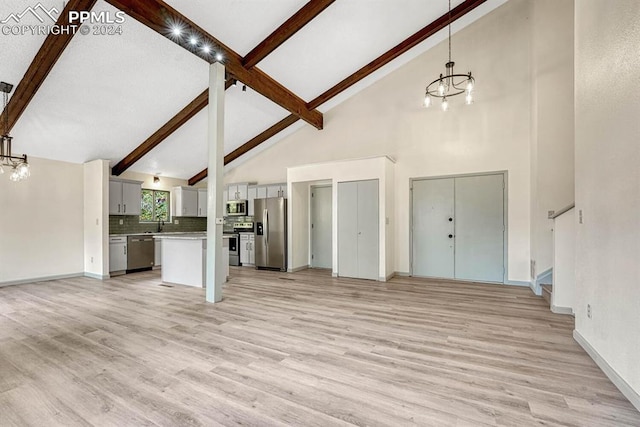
[411,172,506,283]
[310,185,332,269]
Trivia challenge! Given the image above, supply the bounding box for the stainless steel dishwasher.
[127,235,155,271]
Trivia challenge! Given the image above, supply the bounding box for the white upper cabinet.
[174,187,198,217]
[256,186,267,199]
[266,183,287,198]
[247,186,258,216]
[197,189,207,217]
[227,183,249,200]
[109,179,142,216]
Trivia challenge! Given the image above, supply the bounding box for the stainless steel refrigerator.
[254,197,287,271]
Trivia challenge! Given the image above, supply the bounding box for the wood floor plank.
[0,267,637,426]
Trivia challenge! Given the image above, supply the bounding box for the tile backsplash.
[109,215,207,235]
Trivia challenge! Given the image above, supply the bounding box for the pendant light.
[424,0,475,111]
[0,82,30,181]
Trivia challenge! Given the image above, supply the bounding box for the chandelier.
[424,0,475,111]
[1,82,30,181]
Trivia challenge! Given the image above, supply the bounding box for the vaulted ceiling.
[1,0,506,182]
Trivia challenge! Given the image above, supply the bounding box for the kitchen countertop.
[153,233,232,240]
[109,231,207,237]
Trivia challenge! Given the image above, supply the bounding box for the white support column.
[206,61,226,303]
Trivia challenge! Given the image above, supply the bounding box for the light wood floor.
[0,268,638,426]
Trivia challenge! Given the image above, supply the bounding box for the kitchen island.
[154,234,230,288]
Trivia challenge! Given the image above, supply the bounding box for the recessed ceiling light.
[189,36,198,46]
[171,26,182,36]
[202,45,211,54]
[215,53,223,61]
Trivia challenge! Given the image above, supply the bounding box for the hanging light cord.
[448,0,452,64]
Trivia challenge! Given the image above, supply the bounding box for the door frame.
[310,184,332,269]
[409,170,509,284]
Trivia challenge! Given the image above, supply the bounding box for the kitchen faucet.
[157,219,164,233]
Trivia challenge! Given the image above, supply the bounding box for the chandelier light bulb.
[17,162,30,179]
[438,81,445,96]
[0,165,4,174]
[9,167,20,182]
[441,97,449,111]
[466,80,474,93]
[424,94,431,108]
[465,92,473,105]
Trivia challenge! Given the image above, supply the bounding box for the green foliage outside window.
[140,189,170,222]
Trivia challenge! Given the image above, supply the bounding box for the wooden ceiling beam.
[188,114,300,185]
[242,0,336,69]
[111,78,234,176]
[0,0,98,132]
[187,0,488,183]
[104,0,323,130]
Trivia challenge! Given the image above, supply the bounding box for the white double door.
[412,173,505,283]
[338,180,379,281]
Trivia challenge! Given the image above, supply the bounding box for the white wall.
[530,0,575,285]
[287,156,393,280]
[574,0,640,406]
[226,0,548,282]
[84,159,109,278]
[551,208,574,314]
[0,157,84,285]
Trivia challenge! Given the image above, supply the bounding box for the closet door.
[356,180,379,280]
[454,174,505,283]
[311,186,332,269]
[338,180,379,280]
[338,182,359,278]
[412,178,455,278]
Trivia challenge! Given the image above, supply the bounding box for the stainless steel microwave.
[226,200,247,216]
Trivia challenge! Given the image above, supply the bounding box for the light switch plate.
[119,219,123,225]
[174,219,180,225]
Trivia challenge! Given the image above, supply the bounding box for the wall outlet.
[90,256,94,264]
[587,304,592,319]
[119,219,124,225]
[174,219,180,225]
[579,209,584,224]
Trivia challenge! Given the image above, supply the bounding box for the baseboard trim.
[573,330,640,411]
[551,304,573,315]
[288,265,309,273]
[379,272,395,282]
[394,271,411,277]
[505,280,531,288]
[84,272,109,280]
[0,272,84,288]
[529,281,542,296]
[332,272,338,278]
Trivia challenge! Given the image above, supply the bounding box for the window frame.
[140,188,171,223]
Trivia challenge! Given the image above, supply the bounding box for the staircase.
[541,284,552,306]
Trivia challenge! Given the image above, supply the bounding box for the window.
[140,189,170,222]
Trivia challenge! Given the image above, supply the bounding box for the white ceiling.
[1,0,506,180]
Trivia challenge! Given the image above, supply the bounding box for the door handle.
[118,204,121,213]
[449,218,453,222]
[123,204,126,213]
[448,234,453,238]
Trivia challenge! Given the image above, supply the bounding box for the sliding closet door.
[338,182,359,278]
[412,178,455,278]
[454,174,505,283]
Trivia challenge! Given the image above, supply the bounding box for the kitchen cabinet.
[109,179,142,216]
[109,236,127,274]
[197,189,207,217]
[266,183,287,198]
[256,186,267,199]
[174,186,198,217]
[247,186,257,216]
[154,238,161,268]
[227,183,248,200]
[240,233,255,266]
